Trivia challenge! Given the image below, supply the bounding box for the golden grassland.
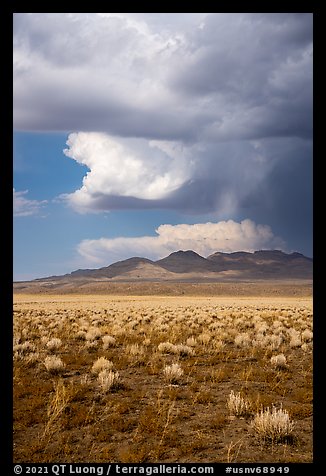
[13,292,313,463]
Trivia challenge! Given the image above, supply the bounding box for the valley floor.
[13,290,313,463]
[13,279,313,297]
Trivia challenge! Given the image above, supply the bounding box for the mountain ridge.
[26,249,312,285]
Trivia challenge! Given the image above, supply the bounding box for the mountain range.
[27,249,312,285]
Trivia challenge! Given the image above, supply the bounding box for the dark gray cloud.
[170,13,312,142]
[13,13,313,255]
[14,13,312,142]
[240,138,313,255]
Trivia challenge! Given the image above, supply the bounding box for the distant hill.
[156,250,216,273]
[206,250,312,278]
[69,257,155,279]
[13,249,313,293]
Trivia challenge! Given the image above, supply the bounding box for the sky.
[13,13,313,280]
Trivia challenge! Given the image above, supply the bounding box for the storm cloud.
[13,13,313,256]
[14,13,312,142]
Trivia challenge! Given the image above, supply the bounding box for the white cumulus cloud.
[13,188,47,217]
[77,219,285,265]
[62,132,191,212]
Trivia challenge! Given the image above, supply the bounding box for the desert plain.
[13,282,313,463]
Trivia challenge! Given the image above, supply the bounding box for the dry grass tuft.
[44,356,65,374]
[91,357,114,375]
[163,363,184,384]
[46,337,62,352]
[98,370,121,393]
[227,390,251,417]
[270,353,287,369]
[102,335,116,349]
[251,405,294,443]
